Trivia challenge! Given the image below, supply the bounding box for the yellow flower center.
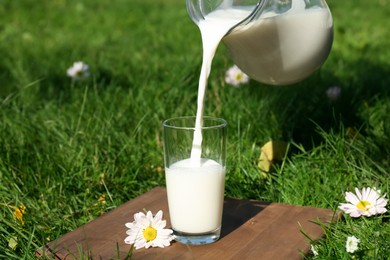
[356,200,371,211]
[236,74,243,80]
[143,226,157,241]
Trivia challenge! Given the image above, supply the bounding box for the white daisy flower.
[124,210,174,250]
[338,187,388,218]
[67,61,90,80]
[225,64,249,87]
[346,236,360,253]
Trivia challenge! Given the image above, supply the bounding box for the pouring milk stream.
[190,9,249,163]
[189,0,333,162]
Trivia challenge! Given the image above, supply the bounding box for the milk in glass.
[166,158,226,233]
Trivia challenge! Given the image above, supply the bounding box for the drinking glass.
[162,116,227,245]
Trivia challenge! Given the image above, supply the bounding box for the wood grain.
[36,187,335,259]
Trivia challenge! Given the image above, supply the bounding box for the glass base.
[173,227,221,245]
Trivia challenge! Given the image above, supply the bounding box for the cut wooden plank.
[36,187,335,259]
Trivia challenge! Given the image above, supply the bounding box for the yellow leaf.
[8,236,18,250]
[258,140,288,175]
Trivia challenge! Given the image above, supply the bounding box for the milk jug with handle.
[187,0,333,85]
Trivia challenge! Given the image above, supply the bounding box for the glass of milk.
[162,116,227,245]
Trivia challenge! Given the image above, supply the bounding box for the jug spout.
[187,0,333,85]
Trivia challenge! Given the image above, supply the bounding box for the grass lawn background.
[0,0,389,258]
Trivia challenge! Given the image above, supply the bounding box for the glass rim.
[162,116,227,130]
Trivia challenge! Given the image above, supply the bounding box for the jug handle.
[226,0,266,35]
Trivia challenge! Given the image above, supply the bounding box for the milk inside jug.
[187,0,333,85]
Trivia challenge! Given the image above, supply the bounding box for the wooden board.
[36,187,335,259]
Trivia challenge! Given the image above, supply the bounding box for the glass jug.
[187,0,333,85]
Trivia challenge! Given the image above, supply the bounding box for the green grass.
[0,0,389,258]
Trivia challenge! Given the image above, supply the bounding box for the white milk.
[175,1,332,234]
[223,7,333,85]
[165,158,226,233]
[190,9,249,162]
